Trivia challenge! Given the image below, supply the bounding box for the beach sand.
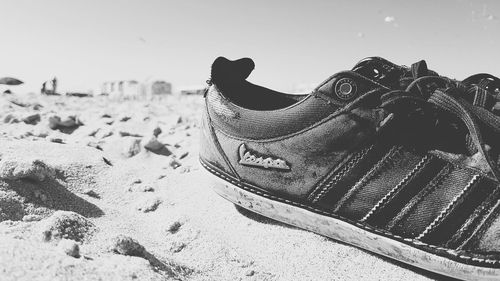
[0,93,446,280]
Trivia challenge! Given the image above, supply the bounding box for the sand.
[0,92,448,280]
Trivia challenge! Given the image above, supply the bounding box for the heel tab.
[210,57,255,89]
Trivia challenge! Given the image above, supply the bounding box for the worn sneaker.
[199,56,500,280]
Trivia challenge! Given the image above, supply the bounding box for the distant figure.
[52,77,58,93]
[41,82,47,94]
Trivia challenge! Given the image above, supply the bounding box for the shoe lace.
[342,73,500,181]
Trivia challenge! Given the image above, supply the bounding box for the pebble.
[58,239,80,258]
[166,221,182,234]
[22,214,43,222]
[83,188,100,198]
[22,113,41,125]
[110,235,146,257]
[136,197,162,212]
[122,138,142,158]
[170,241,186,253]
[142,135,164,151]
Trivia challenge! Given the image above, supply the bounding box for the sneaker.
[199,56,500,280]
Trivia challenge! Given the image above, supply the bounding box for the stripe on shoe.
[363,155,446,228]
[420,176,498,247]
[332,146,424,220]
[312,142,393,210]
[387,165,479,238]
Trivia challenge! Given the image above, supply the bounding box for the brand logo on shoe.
[238,144,290,170]
[335,78,357,100]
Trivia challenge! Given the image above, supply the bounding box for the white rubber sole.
[204,168,500,281]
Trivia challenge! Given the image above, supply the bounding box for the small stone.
[170,241,186,253]
[22,214,43,222]
[83,189,100,198]
[95,128,113,139]
[166,221,182,234]
[169,158,181,169]
[157,174,166,180]
[3,114,19,124]
[48,115,82,130]
[130,178,142,184]
[122,138,142,158]
[245,269,255,277]
[142,136,164,151]
[152,126,162,137]
[58,239,80,258]
[110,235,146,257]
[136,197,162,212]
[119,131,143,138]
[128,184,154,192]
[119,115,131,122]
[38,211,95,242]
[22,113,41,125]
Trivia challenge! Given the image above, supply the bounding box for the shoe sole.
[202,165,500,281]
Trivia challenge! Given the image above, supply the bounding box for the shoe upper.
[200,56,500,266]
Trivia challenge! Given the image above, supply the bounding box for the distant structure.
[179,86,206,95]
[101,80,171,99]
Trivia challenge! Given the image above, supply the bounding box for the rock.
[83,188,100,198]
[86,141,103,151]
[152,126,162,137]
[119,131,143,138]
[58,239,80,258]
[136,197,161,213]
[245,269,255,277]
[110,235,146,257]
[38,211,95,242]
[95,127,113,139]
[22,113,41,125]
[119,115,131,122]
[3,113,20,124]
[166,221,182,234]
[130,178,142,184]
[48,115,82,130]
[0,158,56,182]
[142,136,164,151]
[168,158,181,169]
[129,184,154,192]
[170,241,186,253]
[122,137,142,158]
[22,214,43,222]
[31,127,50,138]
[142,136,172,156]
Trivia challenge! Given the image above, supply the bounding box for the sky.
[1,0,499,93]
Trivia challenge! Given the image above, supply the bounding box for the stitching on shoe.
[385,163,453,231]
[200,158,500,266]
[332,146,402,213]
[308,145,375,203]
[449,186,500,249]
[361,154,433,222]
[416,173,480,240]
